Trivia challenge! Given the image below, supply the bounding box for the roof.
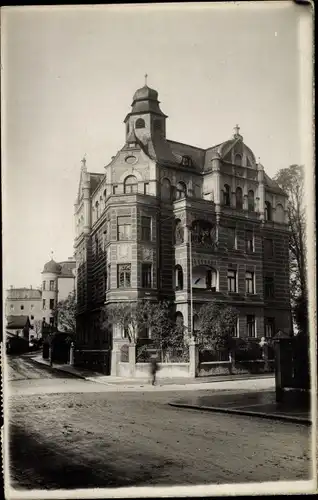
[125,84,167,122]
[133,85,158,102]
[264,173,287,196]
[58,260,76,278]
[42,259,62,274]
[6,288,42,300]
[6,315,30,329]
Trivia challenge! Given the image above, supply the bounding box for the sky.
[2,2,306,289]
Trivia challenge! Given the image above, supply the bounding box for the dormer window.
[135,118,145,129]
[181,156,192,167]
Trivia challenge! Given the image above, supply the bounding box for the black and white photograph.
[1,2,316,498]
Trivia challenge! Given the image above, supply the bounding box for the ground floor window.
[247,314,256,337]
[231,317,239,337]
[265,317,275,338]
[141,263,152,288]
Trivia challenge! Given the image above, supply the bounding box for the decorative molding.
[117,244,132,262]
[125,155,138,165]
[141,246,153,261]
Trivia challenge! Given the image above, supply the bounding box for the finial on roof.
[234,124,240,136]
[50,250,54,261]
[81,154,87,171]
[144,73,148,86]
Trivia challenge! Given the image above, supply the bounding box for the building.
[73,82,291,362]
[6,315,32,339]
[5,287,42,322]
[5,256,76,336]
[41,257,76,328]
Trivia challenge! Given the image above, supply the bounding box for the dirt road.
[7,356,311,490]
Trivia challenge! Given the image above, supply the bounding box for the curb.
[168,402,312,425]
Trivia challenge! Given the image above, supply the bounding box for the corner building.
[74,83,291,357]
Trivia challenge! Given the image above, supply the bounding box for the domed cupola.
[124,75,168,144]
[42,258,61,274]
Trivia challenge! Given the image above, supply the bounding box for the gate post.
[129,343,136,378]
[189,340,199,378]
[69,342,75,366]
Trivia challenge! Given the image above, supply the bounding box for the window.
[276,204,285,223]
[49,299,54,310]
[227,270,237,292]
[117,216,132,241]
[95,235,99,257]
[117,264,131,288]
[135,118,145,129]
[95,201,99,218]
[227,227,236,249]
[265,201,272,221]
[113,185,118,195]
[10,304,14,311]
[223,184,231,206]
[181,156,192,167]
[107,264,111,290]
[102,231,107,251]
[161,178,171,201]
[245,271,254,294]
[234,154,242,166]
[124,175,138,194]
[49,317,54,326]
[103,189,107,203]
[245,230,254,252]
[126,122,130,135]
[43,299,46,309]
[31,315,34,320]
[49,280,54,291]
[144,183,149,195]
[264,276,274,298]
[231,317,239,338]
[248,190,255,211]
[236,187,243,209]
[31,304,34,310]
[141,216,151,241]
[176,181,187,200]
[20,305,24,310]
[141,263,152,288]
[154,120,162,132]
[42,281,46,290]
[265,317,275,338]
[42,317,46,323]
[264,238,274,257]
[206,269,217,291]
[247,315,256,337]
[175,265,183,290]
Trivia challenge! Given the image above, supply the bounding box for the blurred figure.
[149,354,159,386]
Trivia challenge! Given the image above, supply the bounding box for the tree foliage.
[274,164,307,335]
[195,302,238,352]
[54,291,77,333]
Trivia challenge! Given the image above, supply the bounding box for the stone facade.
[73,83,291,356]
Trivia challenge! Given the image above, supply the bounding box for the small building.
[6,315,31,339]
[5,287,42,322]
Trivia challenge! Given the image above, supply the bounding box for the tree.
[274,165,307,336]
[54,291,76,333]
[31,320,42,339]
[195,302,238,353]
[104,301,152,343]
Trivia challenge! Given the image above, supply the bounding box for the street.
[6,355,312,490]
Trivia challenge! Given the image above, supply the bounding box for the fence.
[199,349,230,363]
[136,343,189,363]
[74,349,111,375]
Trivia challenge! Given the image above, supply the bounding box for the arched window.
[135,118,145,129]
[248,190,255,211]
[265,201,272,221]
[95,201,99,218]
[175,312,184,332]
[103,189,107,204]
[236,187,243,209]
[224,184,231,206]
[234,154,242,166]
[175,265,184,290]
[161,178,171,201]
[276,203,285,223]
[124,175,138,194]
[175,219,184,245]
[176,181,187,200]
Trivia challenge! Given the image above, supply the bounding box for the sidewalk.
[31,354,274,391]
[169,390,312,424]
